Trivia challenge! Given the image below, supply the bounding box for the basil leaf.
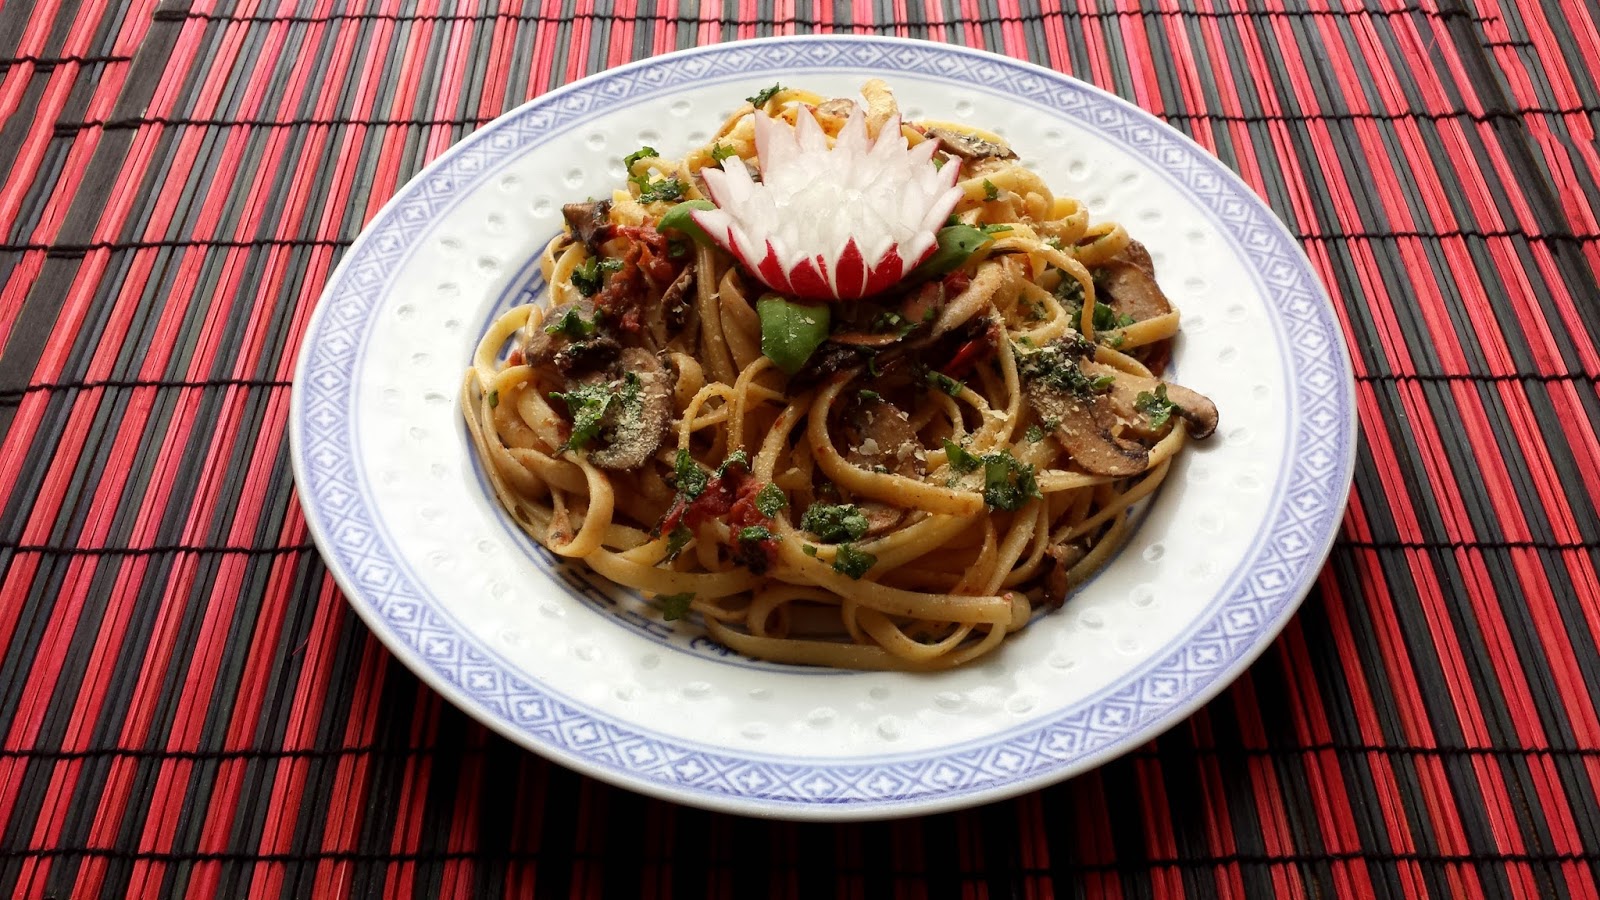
[800,503,869,543]
[624,146,659,169]
[910,224,997,279]
[656,592,694,621]
[657,199,716,244]
[756,294,831,375]
[746,84,784,107]
[1135,383,1180,428]
[832,544,876,579]
[941,439,981,474]
[663,525,692,561]
[755,483,788,517]
[543,305,601,338]
[674,449,709,499]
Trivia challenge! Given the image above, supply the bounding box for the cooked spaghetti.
[462,81,1218,671]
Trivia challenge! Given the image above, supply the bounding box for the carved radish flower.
[691,105,963,301]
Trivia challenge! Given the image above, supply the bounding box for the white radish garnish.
[691,105,963,301]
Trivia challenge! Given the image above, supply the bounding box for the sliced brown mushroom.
[815,98,858,119]
[926,127,1017,161]
[584,348,676,471]
[1095,240,1170,322]
[1025,376,1149,477]
[522,299,621,376]
[837,396,925,536]
[562,200,613,253]
[1092,361,1219,440]
[638,261,695,351]
[1043,541,1089,606]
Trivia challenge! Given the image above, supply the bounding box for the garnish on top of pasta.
[462,80,1219,671]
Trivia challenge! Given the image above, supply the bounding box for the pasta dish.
[462,81,1218,670]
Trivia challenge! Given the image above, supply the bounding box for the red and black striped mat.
[2,1,1598,897]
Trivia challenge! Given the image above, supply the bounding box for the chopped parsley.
[927,371,965,397]
[746,83,785,107]
[1045,236,1065,250]
[858,389,882,402]
[487,390,499,409]
[942,440,1041,511]
[673,449,709,499]
[1135,383,1180,429]
[1055,274,1135,335]
[982,179,1000,201]
[710,143,736,164]
[657,592,694,621]
[755,483,788,517]
[550,373,640,452]
[1093,302,1137,332]
[981,450,1041,511]
[716,450,750,477]
[738,525,776,543]
[801,544,818,557]
[942,439,981,474]
[832,543,876,579]
[571,257,622,296]
[631,174,686,204]
[623,146,659,169]
[543,305,602,338]
[800,503,869,543]
[1016,341,1115,399]
[1024,423,1047,443]
[664,525,692,561]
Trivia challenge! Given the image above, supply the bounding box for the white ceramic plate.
[290,36,1355,820]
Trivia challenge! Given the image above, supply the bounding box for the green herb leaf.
[1015,341,1117,399]
[832,543,876,579]
[982,179,999,201]
[910,224,998,279]
[756,294,831,375]
[550,374,640,452]
[738,525,776,543]
[981,224,1013,236]
[858,389,882,402]
[674,449,709,499]
[543,305,602,338]
[657,591,695,621]
[1134,383,1180,429]
[981,451,1041,512]
[664,525,692,561]
[710,143,736,164]
[657,199,716,244]
[716,450,750,477]
[1044,236,1065,250]
[802,544,818,557]
[755,483,788,517]
[942,438,981,474]
[633,176,685,204]
[800,503,869,543]
[927,371,964,397]
[487,390,499,409]
[1092,301,1137,332]
[1024,423,1046,443]
[624,146,659,169]
[571,257,623,296]
[746,83,784,107]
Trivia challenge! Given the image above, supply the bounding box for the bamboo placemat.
[2,1,1598,897]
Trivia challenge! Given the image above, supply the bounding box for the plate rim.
[290,34,1357,820]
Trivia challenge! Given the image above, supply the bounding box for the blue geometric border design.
[290,36,1356,816]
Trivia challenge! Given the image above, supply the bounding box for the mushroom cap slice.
[586,348,676,471]
[1027,378,1149,477]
